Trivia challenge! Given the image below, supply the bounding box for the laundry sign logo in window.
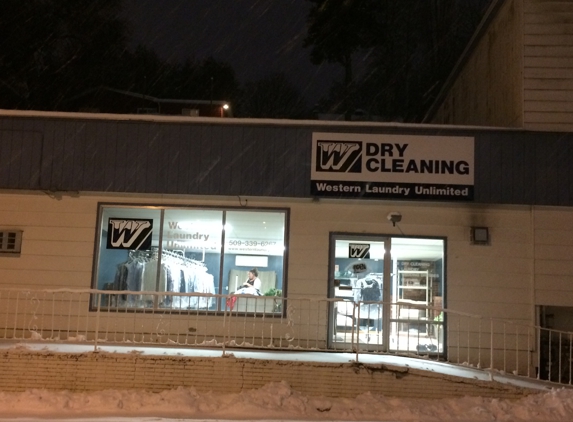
[316,141,362,173]
[349,243,370,259]
[107,218,153,250]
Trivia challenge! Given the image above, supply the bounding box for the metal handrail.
[0,288,571,385]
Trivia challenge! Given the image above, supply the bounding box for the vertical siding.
[5,117,311,198]
[2,113,573,206]
[523,0,573,131]
[431,0,523,128]
[0,130,43,189]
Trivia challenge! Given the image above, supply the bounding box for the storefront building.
[1,110,573,363]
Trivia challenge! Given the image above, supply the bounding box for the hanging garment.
[361,277,381,302]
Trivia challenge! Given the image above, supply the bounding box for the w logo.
[107,218,153,250]
[316,141,362,172]
[349,243,371,259]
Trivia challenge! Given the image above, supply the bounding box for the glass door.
[328,234,390,351]
[328,234,445,355]
[388,237,445,355]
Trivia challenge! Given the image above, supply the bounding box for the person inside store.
[235,268,262,295]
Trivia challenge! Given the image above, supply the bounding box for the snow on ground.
[1,342,573,421]
[1,382,573,421]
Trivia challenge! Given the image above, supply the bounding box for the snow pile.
[0,381,572,421]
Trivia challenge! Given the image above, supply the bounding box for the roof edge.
[0,108,525,132]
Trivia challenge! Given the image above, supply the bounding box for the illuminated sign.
[311,132,474,201]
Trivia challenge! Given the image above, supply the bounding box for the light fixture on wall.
[386,212,402,227]
[470,226,489,245]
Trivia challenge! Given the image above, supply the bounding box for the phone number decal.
[228,240,278,247]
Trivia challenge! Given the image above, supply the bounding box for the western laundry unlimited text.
[313,182,469,197]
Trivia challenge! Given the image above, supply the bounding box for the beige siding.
[3,191,573,329]
[0,193,95,289]
[522,0,573,130]
[533,208,573,305]
[431,0,523,128]
[288,200,537,319]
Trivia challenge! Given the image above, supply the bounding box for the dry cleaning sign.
[311,132,474,201]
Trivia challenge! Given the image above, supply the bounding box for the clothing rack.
[152,248,207,269]
[128,249,154,261]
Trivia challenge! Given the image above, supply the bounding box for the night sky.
[121,0,343,105]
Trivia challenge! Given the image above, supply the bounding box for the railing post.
[490,319,494,370]
[549,330,553,382]
[567,334,573,385]
[94,291,101,352]
[558,332,563,384]
[355,301,360,362]
[515,325,519,376]
[222,295,228,356]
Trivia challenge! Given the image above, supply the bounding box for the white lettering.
[365,185,410,196]
[315,182,361,193]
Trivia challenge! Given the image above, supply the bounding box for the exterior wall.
[431,0,523,127]
[3,112,573,207]
[430,0,573,132]
[534,207,573,305]
[0,348,533,398]
[4,190,573,326]
[523,0,573,131]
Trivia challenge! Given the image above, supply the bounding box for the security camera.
[387,212,402,226]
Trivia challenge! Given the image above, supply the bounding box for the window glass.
[332,237,386,343]
[93,205,287,313]
[223,210,286,311]
[391,237,444,353]
[92,206,159,308]
[160,209,223,310]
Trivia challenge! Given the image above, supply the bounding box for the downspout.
[530,205,538,377]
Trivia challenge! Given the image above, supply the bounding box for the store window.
[92,204,287,312]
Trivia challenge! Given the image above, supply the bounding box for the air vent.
[0,230,23,254]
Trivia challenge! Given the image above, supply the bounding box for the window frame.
[91,202,289,314]
[0,230,23,255]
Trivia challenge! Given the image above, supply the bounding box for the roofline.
[421,0,505,123]
[103,87,229,106]
[64,86,229,107]
[0,108,526,132]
